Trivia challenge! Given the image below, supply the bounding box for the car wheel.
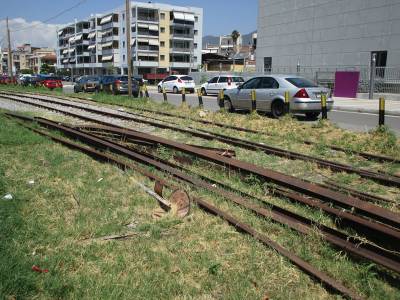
[201,88,207,96]
[305,112,320,120]
[271,100,285,118]
[223,99,234,112]
[173,86,179,94]
[158,86,162,93]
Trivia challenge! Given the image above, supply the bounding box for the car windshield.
[181,76,193,81]
[285,77,318,88]
[86,76,98,81]
[232,77,244,83]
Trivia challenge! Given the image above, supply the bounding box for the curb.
[332,106,400,117]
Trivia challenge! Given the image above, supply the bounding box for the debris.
[198,110,207,118]
[101,233,137,241]
[117,108,125,112]
[97,178,103,183]
[130,177,171,209]
[32,265,48,273]
[126,221,138,229]
[28,180,35,185]
[3,194,13,200]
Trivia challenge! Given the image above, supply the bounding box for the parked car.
[157,75,196,94]
[200,75,244,96]
[0,75,17,84]
[37,75,63,90]
[21,76,40,87]
[223,75,333,119]
[74,76,100,93]
[62,75,71,81]
[99,75,139,97]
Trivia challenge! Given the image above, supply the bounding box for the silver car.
[223,75,333,119]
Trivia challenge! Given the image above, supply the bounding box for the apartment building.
[257,0,400,71]
[56,1,203,77]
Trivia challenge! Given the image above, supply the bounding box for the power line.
[10,0,89,33]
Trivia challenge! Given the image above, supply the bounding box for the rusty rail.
[1,92,399,188]
[5,113,363,300]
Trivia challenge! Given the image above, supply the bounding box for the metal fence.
[190,66,400,95]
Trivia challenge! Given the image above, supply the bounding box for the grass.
[1,86,400,299]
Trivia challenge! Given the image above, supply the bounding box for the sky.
[0,0,257,49]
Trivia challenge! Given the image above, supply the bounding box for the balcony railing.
[137,46,159,51]
[171,33,193,39]
[170,47,191,53]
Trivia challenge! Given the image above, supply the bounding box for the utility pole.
[126,0,133,97]
[6,17,13,78]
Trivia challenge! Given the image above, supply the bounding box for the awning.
[99,29,113,37]
[137,23,149,29]
[137,38,149,44]
[100,15,113,25]
[68,37,75,43]
[173,12,185,20]
[75,34,83,41]
[148,25,159,31]
[148,39,159,46]
[58,30,63,36]
[138,52,158,57]
[87,32,96,39]
[62,49,68,54]
[88,44,96,50]
[102,55,113,62]
[62,59,69,63]
[69,58,76,63]
[184,14,195,22]
[101,41,113,48]
[131,38,136,46]
[68,48,75,53]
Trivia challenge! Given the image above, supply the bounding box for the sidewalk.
[333,97,400,116]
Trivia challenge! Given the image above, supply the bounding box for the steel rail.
[2,92,399,187]
[5,113,363,300]
[17,90,399,164]
[2,94,400,229]
[59,122,400,231]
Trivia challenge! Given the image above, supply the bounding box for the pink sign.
[334,71,360,98]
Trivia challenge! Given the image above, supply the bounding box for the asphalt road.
[62,85,400,136]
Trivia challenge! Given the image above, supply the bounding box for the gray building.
[256,0,400,71]
[56,1,203,77]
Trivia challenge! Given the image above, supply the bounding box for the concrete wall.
[256,0,400,70]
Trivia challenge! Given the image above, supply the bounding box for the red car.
[41,77,63,90]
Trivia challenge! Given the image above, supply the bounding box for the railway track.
[23,90,400,164]
[1,91,400,189]
[5,113,368,299]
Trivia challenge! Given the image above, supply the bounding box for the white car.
[158,75,196,94]
[200,75,245,96]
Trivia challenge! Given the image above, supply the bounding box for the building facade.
[56,1,203,77]
[257,0,400,71]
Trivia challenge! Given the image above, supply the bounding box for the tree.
[231,30,241,54]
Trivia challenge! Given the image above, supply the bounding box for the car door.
[167,76,177,92]
[217,76,228,91]
[206,77,219,94]
[256,77,280,112]
[234,77,262,110]
[161,76,171,91]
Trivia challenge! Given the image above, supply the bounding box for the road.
[63,84,400,135]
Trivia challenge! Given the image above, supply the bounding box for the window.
[242,77,261,89]
[160,55,165,61]
[218,77,228,83]
[122,13,125,21]
[123,41,125,48]
[259,77,279,89]
[264,57,272,72]
[193,56,197,62]
[195,16,198,22]
[194,43,198,49]
[285,77,317,88]
[123,54,126,61]
[160,41,165,47]
[123,27,125,34]
[194,30,198,36]
[371,50,387,77]
[160,13,165,20]
[160,27,165,33]
[209,77,219,83]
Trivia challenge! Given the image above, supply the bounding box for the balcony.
[101,35,119,43]
[170,47,191,54]
[137,45,159,52]
[100,22,119,31]
[171,33,194,40]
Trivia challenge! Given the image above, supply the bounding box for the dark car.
[21,76,40,87]
[74,76,100,93]
[99,75,139,97]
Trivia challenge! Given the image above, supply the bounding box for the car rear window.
[181,76,193,81]
[232,77,244,83]
[285,77,318,88]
